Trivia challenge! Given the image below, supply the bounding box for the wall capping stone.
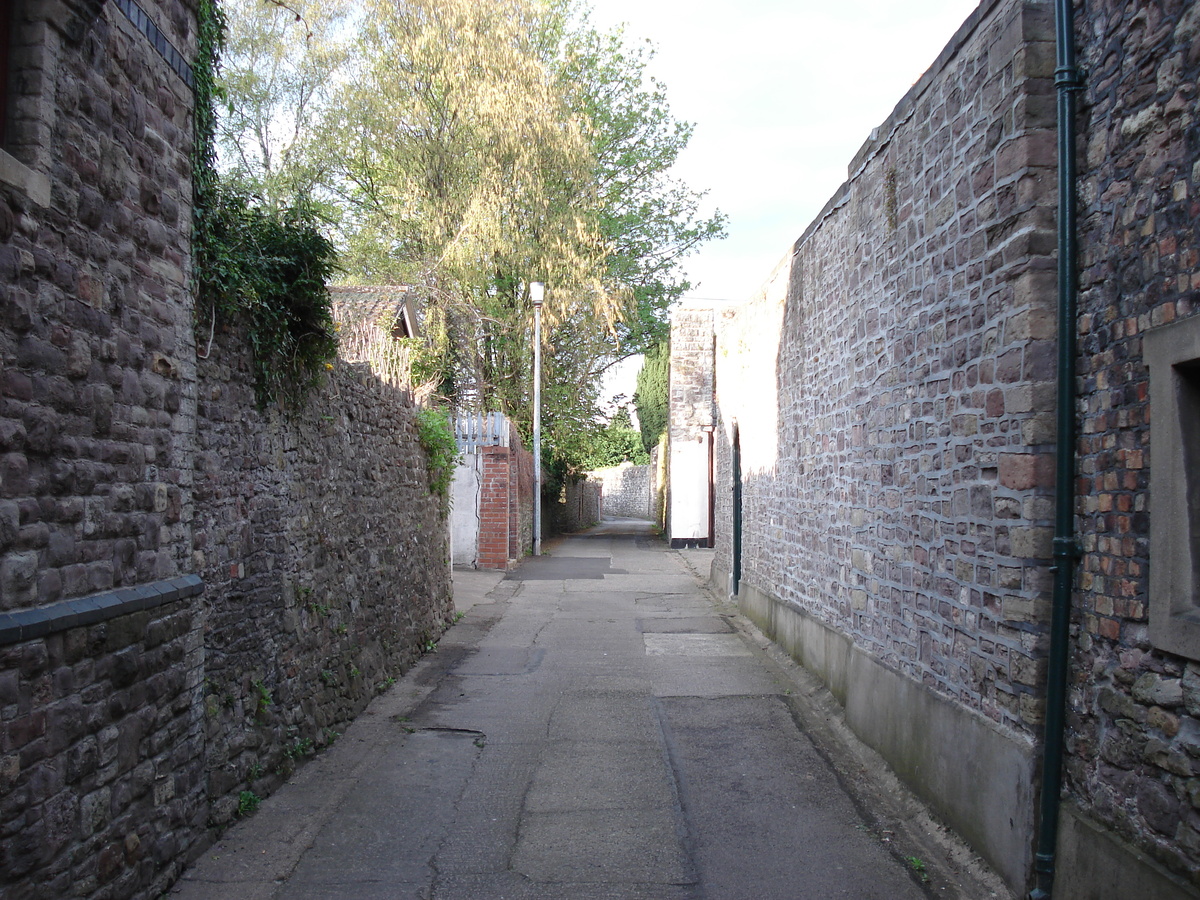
[0,574,203,645]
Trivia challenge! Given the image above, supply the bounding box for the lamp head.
[530,282,544,308]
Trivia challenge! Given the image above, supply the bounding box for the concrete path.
[172,519,1008,900]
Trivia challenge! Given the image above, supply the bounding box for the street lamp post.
[531,282,544,557]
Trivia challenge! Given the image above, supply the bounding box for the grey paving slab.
[644,632,752,656]
[544,689,659,743]
[522,739,677,813]
[657,695,928,900]
[513,807,693,885]
[507,556,626,580]
[286,729,480,888]
[649,652,786,698]
[454,645,547,676]
[172,518,998,900]
[433,873,699,900]
[563,573,699,593]
[638,615,734,633]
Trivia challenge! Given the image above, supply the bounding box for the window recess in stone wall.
[0,0,51,205]
[1146,313,1200,660]
[1,0,11,146]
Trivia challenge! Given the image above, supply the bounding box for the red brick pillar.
[508,450,520,562]
[477,446,513,569]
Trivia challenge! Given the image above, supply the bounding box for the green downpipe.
[732,425,743,596]
[1030,0,1083,897]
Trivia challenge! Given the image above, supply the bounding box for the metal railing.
[453,410,511,453]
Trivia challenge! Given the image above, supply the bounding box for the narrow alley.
[171,520,1006,900]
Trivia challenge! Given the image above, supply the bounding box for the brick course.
[1065,0,1200,884]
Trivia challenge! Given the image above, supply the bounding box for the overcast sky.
[588,0,982,304]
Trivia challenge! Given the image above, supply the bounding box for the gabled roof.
[329,285,419,339]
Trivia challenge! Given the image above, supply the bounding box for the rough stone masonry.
[0,3,453,898]
[674,0,1200,896]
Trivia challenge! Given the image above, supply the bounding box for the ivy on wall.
[415,408,460,503]
[193,0,338,407]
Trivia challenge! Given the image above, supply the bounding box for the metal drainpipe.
[1030,0,1083,897]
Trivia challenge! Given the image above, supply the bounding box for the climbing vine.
[415,408,460,502]
[193,0,338,407]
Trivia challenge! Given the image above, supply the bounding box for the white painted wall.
[669,438,710,541]
[450,454,481,567]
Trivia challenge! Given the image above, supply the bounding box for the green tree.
[216,0,353,208]
[195,0,339,408]
[559,18,726,354]
[331,0,620,461]
[578,407,650,471]
[211,0,724,475]
[334,0,608,300]
[633,341,669,453]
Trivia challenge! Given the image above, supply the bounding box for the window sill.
[0,148,50,207]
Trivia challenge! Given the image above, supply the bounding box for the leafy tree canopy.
[577,407,650,471]
[215,0,723,472]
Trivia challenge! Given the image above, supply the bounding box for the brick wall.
[477,446,515,569]
[714,0,1058,734]
[450,429,532,570]
[1063,0,1200,884]
[697,0,1059,888]
[690,0,1200,891]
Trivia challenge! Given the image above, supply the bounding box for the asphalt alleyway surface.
[173,520,1006,900]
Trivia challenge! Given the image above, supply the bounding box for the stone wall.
[194,337,453,827]
[589,462,653,520]
[718,0,1058,727]
[1058,0,1200,890]
[683,0,1200,893]
[668,304,715,547]
[1,2,206,896]
[0,2,454,896]
[698,0,1059,890]
[1,0,197,615]
[554,478,601,534]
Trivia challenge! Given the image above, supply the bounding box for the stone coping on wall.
[0,574,204,646]
[796,0,1008,253]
